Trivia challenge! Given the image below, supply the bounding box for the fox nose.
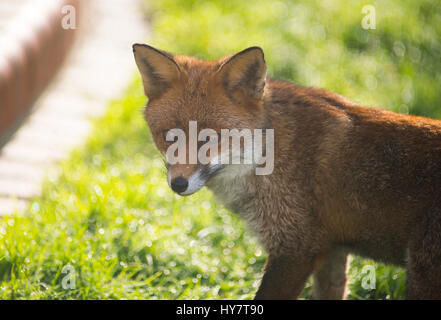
[170,176,188,194]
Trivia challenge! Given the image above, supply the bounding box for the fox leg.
[254,254,314,300]
[406,204,441,299]
[312,249,348,300]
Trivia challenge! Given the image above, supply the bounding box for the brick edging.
[0,0,83,148]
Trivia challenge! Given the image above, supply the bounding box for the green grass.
[1,0,439,299]
[0,82,266,299]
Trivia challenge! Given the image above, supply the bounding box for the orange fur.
[134,44,441,299]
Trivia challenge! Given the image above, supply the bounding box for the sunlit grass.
[0,81,266,299]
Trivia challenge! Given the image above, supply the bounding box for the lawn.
[1,0,440,299]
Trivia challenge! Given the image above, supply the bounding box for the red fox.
[133,43,441,299]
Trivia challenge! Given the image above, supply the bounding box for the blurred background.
[0,0,439,299]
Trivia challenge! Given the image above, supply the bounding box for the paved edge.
[0,0,149,216]
[0,0,83,148]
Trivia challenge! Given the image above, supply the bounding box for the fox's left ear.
[216,47,267,100]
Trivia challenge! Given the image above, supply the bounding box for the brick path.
[0,0,149,215]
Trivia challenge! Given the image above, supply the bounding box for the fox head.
[133,44,269,196]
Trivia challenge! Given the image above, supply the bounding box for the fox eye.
[162,130,168,141]
[211,132,221,142]
[162,129,178,143]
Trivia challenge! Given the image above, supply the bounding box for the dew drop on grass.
[110,167,120,177]
[202,201,211,209]
[94,185,104,197]
[153,158,163,168]
[157,188,166,197]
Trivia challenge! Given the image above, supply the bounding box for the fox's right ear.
[215,46,267,101]
[133,44,180,99]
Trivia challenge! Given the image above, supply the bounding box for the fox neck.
[205,163,257,214]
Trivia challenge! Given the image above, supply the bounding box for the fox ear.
[133,44,180,99]
[216,47,267,100]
